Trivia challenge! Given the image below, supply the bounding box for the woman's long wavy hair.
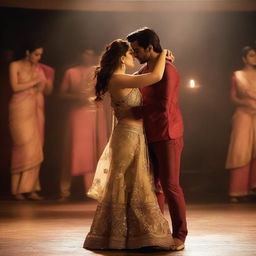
[95,39,130,101]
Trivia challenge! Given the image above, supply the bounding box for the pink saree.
[60,66,111,176]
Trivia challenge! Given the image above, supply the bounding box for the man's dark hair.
[127,27,162,53]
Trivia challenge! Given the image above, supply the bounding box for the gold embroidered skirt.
[84,122,173,250]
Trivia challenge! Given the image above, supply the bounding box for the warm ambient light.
[188,79,200,89]
[189,79,195,88]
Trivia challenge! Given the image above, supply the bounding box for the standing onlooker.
[59,48,111,200]
[9,43,53,200]
[226,45,256,203]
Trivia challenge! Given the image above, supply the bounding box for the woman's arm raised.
[9,62,42,93]
[110,49,167,89]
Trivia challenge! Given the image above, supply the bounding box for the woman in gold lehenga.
[83,40,174,250]
[9,44,53,200]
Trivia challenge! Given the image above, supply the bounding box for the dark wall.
[0,7,255,201]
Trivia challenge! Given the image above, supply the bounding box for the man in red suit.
[127,28,187,251]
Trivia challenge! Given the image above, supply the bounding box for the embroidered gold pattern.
[84,89,174,250]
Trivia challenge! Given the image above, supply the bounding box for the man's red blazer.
[132,61,184,143]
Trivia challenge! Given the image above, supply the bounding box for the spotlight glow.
[189,79,196,88]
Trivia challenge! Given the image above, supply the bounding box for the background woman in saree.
[59,48,112,200]
[9,43,54,200]
[226,45,256,203]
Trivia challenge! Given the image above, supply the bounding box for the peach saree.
[9,65,46,194]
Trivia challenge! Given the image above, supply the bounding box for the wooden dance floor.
[0,200,256,256]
